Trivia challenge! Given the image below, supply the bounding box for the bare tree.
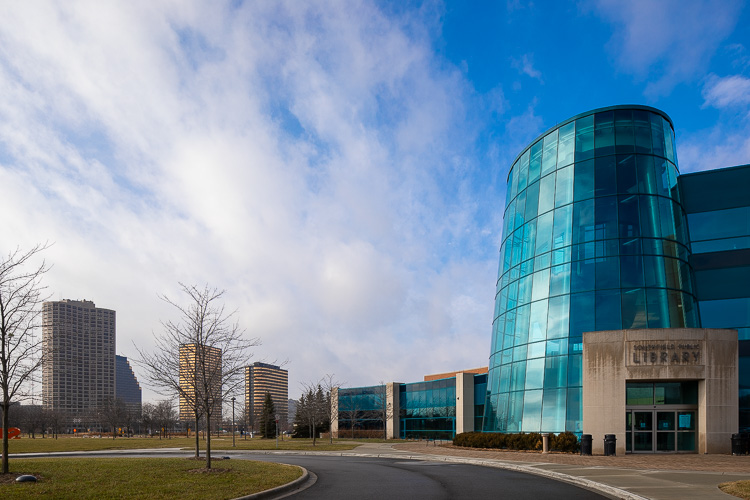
[0,244,50,474]
[135,284,258,469]
[99,398,127,439]
[319,374,341,444]
[153,399,177,439]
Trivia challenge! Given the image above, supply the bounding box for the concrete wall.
[330,387,339,438]
[455,372,475,434]
[583,328,738,454]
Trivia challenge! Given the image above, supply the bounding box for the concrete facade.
[386,382,400,439]
[455,372,475,434]
[583,328,738,454]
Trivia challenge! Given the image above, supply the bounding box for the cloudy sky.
[1,1,748,402]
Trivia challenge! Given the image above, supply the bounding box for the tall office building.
[115,355,142,414]
[245,362,288,431]
[484,105,743,453]
[42,299,116,422]
[179,343,222,422]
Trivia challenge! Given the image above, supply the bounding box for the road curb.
[232,465,311,500]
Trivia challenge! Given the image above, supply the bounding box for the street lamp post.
[232,397,236,448]
[275,414,279,449]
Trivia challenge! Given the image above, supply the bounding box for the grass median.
[0,457,302,499]
[7,435,360,454]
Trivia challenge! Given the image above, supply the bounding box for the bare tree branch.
[134,283,259,469]
[0,243,50,474]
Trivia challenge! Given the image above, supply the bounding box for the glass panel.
[538,172,555,215]
[597,256,620,289]
[557,122,575,167]
[677,432,696,451]
[575,115,594,161]
[618,194,640,238]
[542,129,558,176]
[546,294,569,339]
[635,411,653,431]
[541,388,566,432]
[596,289,622,330]
[617,154,637,194]
[626,382,653,405]
[621,255,645,288]
[549,263,571,296]
[677,411,695,431]
[529,139,543,182]
[574,159,594,202]
[594,110,615,157]
[569,291,595,336]
[527,340,546,359]
[647,288,669,328]
[567,354,582,386]
[595,196,618,240]
[528,299,548,342]
[544,356,568,389]
[532,268,550,301]
[594,156,617,197]
[657,412,675,430]
[566,387,582,433]
[524,180,540,221]
[657,431,675,451]
[514,304,530,345]
[507,390,524,431]
[621,288,648,328]
[525,358,545,390]
[634,125,653,155]
[634,432,653,451]
[615,123,635,154]
[555,165,574,208]
[521,389,543,432]
[519,150,531,184]
[637,155,657,195]
[639,195,660,238]
[552,204,572,249]
[571,258,595,292]
[510,361,526,391]
[535,211,554,255]
[573,199,595,244]
[517,153,528,194]
[651,113,665,157]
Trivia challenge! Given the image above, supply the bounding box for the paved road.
[241,453,608,499]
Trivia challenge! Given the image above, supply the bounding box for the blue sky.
[0,1,748,403]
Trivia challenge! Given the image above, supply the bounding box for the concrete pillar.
[455,372,475,434]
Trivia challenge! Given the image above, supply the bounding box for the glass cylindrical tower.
[483,106,698,434]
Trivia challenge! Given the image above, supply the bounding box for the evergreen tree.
[260,392,276,439]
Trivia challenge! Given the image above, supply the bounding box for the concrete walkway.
[345,442,750,500]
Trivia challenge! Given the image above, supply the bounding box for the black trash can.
[604,434,617,456]
[732,433,742,455]
[580,434,592,456]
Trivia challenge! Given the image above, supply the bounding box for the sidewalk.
[352,442,750,500]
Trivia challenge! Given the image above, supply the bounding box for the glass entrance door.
[625,409,696,452]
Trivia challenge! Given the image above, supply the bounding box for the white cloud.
[589,0,743,97]
[512,54,543,83]
[0,1,499,401]
[702,74,750,109]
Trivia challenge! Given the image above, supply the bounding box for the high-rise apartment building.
[42,299,116,422]
[115,355,142,414]
[179,343,222,422]
[245,362,288,431]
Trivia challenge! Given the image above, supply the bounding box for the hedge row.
[453,431,579,453]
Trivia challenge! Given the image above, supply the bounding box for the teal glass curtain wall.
[484,106,698,434]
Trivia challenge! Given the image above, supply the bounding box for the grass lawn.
[0,457,302,499]
[8,435,361,454]
[720,480,750,499]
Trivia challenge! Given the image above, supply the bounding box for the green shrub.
[550,431,579,453]
[453,431,578,453]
